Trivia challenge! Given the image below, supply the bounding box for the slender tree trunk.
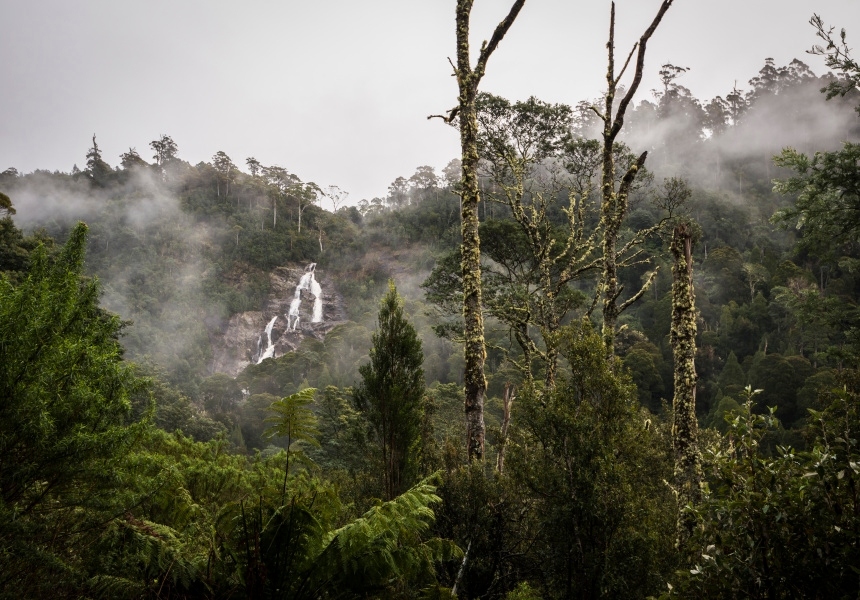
[459,81,487,462]
[453,0,525,461]
[495,383,515,473]
[671,222,702,545]
[597,0,674,356]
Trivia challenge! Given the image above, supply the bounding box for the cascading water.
[287,263,323,330]
[255,315,278,364]
[310,277,323,322]
[253,264,324,364]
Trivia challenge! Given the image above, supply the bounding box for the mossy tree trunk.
[670,222,703,543]
[596,0,674,355]
[452,0,526,461]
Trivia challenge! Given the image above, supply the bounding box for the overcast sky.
[1,0,859,206]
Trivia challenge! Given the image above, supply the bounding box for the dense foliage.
[3,19,860,598]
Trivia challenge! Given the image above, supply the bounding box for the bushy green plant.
[667,384,860,598]
[0,223,148,597]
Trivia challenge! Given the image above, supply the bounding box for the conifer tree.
[85,134,112,186]
[353,282,425,499]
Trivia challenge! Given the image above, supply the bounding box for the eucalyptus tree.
[245,156,262,177]
[593,0,675,354]
[212,150,237,197]
[430,0,526,462]
[262,165,300,229]
[323,184,348,213]
[0,192,14,217]
[150,134,178,167]
[408,165,440,195]
[475,92,601,387]
[290,181,321,234]
[119,147,148,170]
[387,176,410,208]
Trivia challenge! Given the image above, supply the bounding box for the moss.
[670,223,703,544]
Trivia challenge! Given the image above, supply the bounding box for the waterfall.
[310,277,323,322]
[287,263,323,330]
[252,264,324,365]
[256,316,278,364]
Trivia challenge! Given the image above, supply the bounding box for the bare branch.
[585,279,603,318]
[614,42,639,86]
[475,0,527,75]
[427,107,460,123]
[589,104,607,122]
[619,268,659,313]
[610,0,675,143]
[616,152,648,212]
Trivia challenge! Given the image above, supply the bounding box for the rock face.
[208,264,347,377]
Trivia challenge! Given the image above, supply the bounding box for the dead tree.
[595,0,675,354]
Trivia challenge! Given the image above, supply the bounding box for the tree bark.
[453,0,526,461]
[598,0,674,355]
[670,222,703,545]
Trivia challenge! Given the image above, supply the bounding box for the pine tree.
[85,134,112,186]
[353,282,425,499]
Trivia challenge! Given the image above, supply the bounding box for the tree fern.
[315,473,461,595]
[264,387,321,499]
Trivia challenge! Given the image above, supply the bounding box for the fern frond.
[264,388,321,447]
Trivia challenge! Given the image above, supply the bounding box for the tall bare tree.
[323,185,348,213]
[431,0,526,461]
[595,0,675,354]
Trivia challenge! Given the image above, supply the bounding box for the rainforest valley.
[3,7,860,599]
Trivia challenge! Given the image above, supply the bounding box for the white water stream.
[254,264,323,364]
[255,316,278,364]
[288,263,323,330]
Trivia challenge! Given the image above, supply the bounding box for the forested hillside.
[3,6,860,598]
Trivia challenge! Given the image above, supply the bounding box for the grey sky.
[1,1,858,206]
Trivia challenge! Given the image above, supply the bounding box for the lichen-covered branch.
[476,94,600,388]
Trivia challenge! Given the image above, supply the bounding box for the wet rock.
[208,264,347,376]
